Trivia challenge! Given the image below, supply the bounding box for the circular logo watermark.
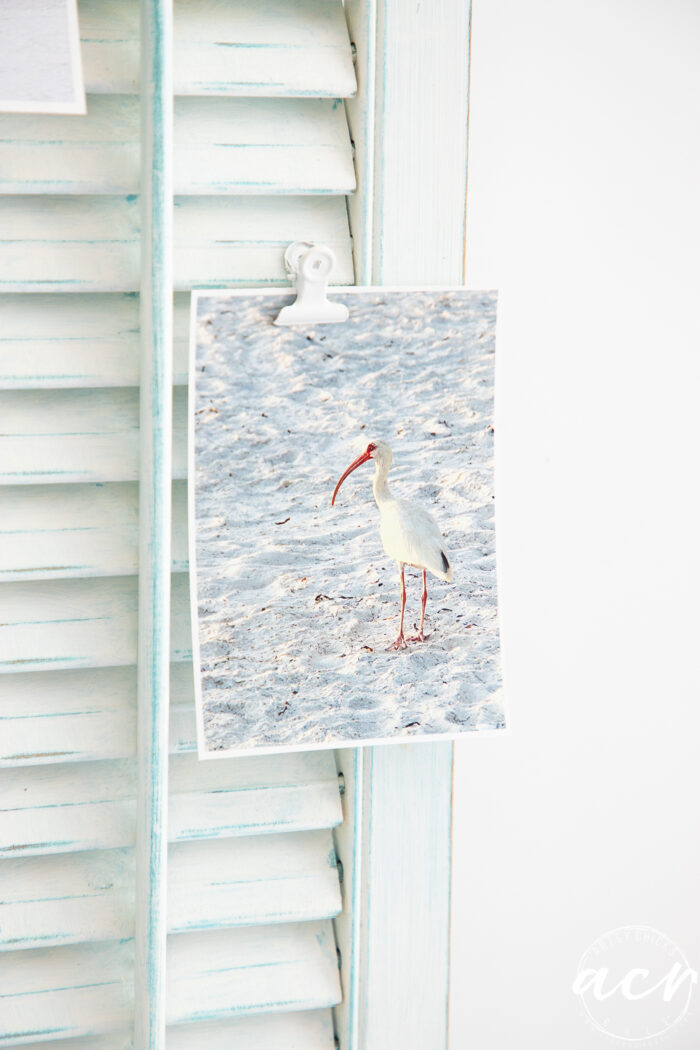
[572,926,697,1044]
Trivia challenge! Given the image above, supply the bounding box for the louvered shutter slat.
[0,667,138,765]
[80,0,356,98]
[0,294,192,390]
[165,1010,337,1050]
[176,98,356,195]
[0,830,341,951]
[0,574,194,673]
[0,751,342,859]
[0,98,355,196]
[0,483,190,583]
[168,831,342,931]
[174,196,354,288]
[166,922,341,1023]
[0,483,189,582]
[168,750,343,841]
[0,942,134,1045]
[0,390,188,485]
[0,663,193,767]
[0,295,142,389]
[0,198,140,293]
[0,924,340,1043]
[0,197,353,293]
[11,1011,337,1050]
[0,98,139,196]
[0,850,134,950]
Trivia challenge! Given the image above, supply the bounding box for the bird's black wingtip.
[441,551,450,574]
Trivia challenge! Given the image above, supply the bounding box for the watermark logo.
[572,926,697,1044]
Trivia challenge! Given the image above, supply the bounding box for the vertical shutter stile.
[0,2,355,1047]
[334,3,469,1049]
[135,0,173,1047]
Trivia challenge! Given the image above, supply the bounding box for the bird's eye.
[367,443,376,453]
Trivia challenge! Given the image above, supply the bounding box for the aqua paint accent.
[133,0,173,1048]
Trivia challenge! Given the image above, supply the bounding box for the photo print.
[0,0,85,114]
[190,288,504,756]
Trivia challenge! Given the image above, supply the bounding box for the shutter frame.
[0,1,355,1046]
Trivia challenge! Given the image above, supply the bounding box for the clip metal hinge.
[274,241,349,326]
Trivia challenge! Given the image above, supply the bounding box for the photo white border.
[188,286,509,760]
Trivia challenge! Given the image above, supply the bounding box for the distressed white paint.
[79,0,356,98]
[0,295,143,388]
[173,0,355,99]
[0,97,355,196]
[0,294,191,389]
[0,760,137,857]
[344,0,376,284]
[0,0,355,1044]
[0,483,189,582]
[0,941,134,1044]
[78,0,139,93]
[174,196,354,288]
[0,848,135,950]
[174,97,356,195]
[0,921,340,1042]
[11,1011,336,1050]
[0,750,342,859]
[372,0,470,285]
[0,196,354,293]
[0,97,139,194]
[0,577,140,673]
[1,830,340,951]
[0,388,187,485]
[166,1010,337,1050]
[135,0,173,1044]
[0,660,239,768]
[359,746,452,1049]
[167,830,342,932]
[0,664,197,767]
[0,667,140,765]
[0,572,187,671]
[333,2,470,1048]
[166,921,341,1024]
[331,750,363,1049]
[0,196,140,293]
[168,749,343,840]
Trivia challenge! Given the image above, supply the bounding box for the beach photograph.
[190,288,503,755]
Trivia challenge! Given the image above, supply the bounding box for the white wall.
[451,1,700,1046]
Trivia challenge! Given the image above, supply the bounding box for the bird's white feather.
[379,498,452,582]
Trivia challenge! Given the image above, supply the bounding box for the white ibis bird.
[331,440,452,650]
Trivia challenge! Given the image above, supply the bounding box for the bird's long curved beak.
[331,449,372,505]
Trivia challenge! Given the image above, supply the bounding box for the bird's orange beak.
[331,449,372,505]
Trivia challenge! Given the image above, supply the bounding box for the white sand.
[193,289,503,753]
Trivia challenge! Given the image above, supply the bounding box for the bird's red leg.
[408,571,428,642]
[386,566,407,650]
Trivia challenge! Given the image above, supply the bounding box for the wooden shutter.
[0,1,355,1046]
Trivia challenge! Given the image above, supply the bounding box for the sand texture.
[193,289,503,753]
